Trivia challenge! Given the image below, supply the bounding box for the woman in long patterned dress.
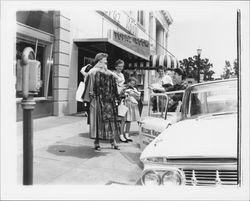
[83,53,120,151]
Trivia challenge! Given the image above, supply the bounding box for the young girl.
[120,77,141,142]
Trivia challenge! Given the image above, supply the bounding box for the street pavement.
[16,108,148,185]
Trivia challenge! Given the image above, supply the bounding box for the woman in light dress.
[113,59,131,142]
[121,77,141,142]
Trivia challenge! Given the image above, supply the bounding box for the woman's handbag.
[76,81,85,102]
[118,101,128,117]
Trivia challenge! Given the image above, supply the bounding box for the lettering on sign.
[141,127,161,137]
[141,127,151,135]
[126,17,138,36]
[111,30,150,58]
[101,11,138,36]
[103,11,121,24]
[152,130,161,137]
[114,31,132,44]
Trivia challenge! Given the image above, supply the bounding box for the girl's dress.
[123,86,141,122]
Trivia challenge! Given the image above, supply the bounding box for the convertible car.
[140,78,238,186]
[138,90,184,150]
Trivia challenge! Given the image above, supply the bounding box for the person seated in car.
[166,68,188,112]
[151,66,173,112]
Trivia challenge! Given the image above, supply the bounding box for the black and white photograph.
[1,0,249,200]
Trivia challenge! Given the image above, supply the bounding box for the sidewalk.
[17,113,144,185]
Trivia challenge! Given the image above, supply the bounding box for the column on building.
[165,30,168,52]
[53,11,70,116]
[144,12,156,103]
[163,30,167,54]
[156,25,164,55]
[149,13,156,54]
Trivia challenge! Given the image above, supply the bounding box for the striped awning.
[126,54,179,70]
[150,54,180,69]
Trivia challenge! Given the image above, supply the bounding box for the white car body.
[141,114,237,160]
[139,115,176,150]
[140,79,238,186]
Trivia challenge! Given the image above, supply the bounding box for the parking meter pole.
[22,97,35,185]
[21,47,36,186]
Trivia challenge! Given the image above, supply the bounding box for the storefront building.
[16,11,55,121]
[15,10,178,120]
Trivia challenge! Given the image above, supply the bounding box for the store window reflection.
[16,39,52,98]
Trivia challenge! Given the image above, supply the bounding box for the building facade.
[15,10,177,121]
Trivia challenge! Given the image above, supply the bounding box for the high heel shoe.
[94,144,101,151]
[111,143,120,150]
[119,135,128,143]
[124,133,133,142]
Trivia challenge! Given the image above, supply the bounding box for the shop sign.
[109,30,150,59]
[101,11,138,36]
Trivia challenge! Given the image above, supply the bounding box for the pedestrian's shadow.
[47,144,108,159]
[78,133,119,143]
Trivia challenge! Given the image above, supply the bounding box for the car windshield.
[187,80,237,118]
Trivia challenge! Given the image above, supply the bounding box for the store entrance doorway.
[77,49,95,113]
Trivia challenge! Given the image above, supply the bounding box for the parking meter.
[16,47,42,98]
[17,47,42,185]
[28,60,42,93]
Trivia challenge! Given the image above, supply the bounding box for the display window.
[16,37,53,99]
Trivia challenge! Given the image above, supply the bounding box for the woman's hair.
[114,59,124,67]
[174,68,186,80]
[94,53,108,64]
[128,76,138,84]
[156,65,165,72]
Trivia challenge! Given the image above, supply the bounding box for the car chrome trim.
[182,169,238,186]
[141,170,161,185]
[141,167,185,186]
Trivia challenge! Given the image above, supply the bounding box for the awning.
[74,38,149,69]
[127,53,180,69]
[150,54,180,69]
[74,38,179,70]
